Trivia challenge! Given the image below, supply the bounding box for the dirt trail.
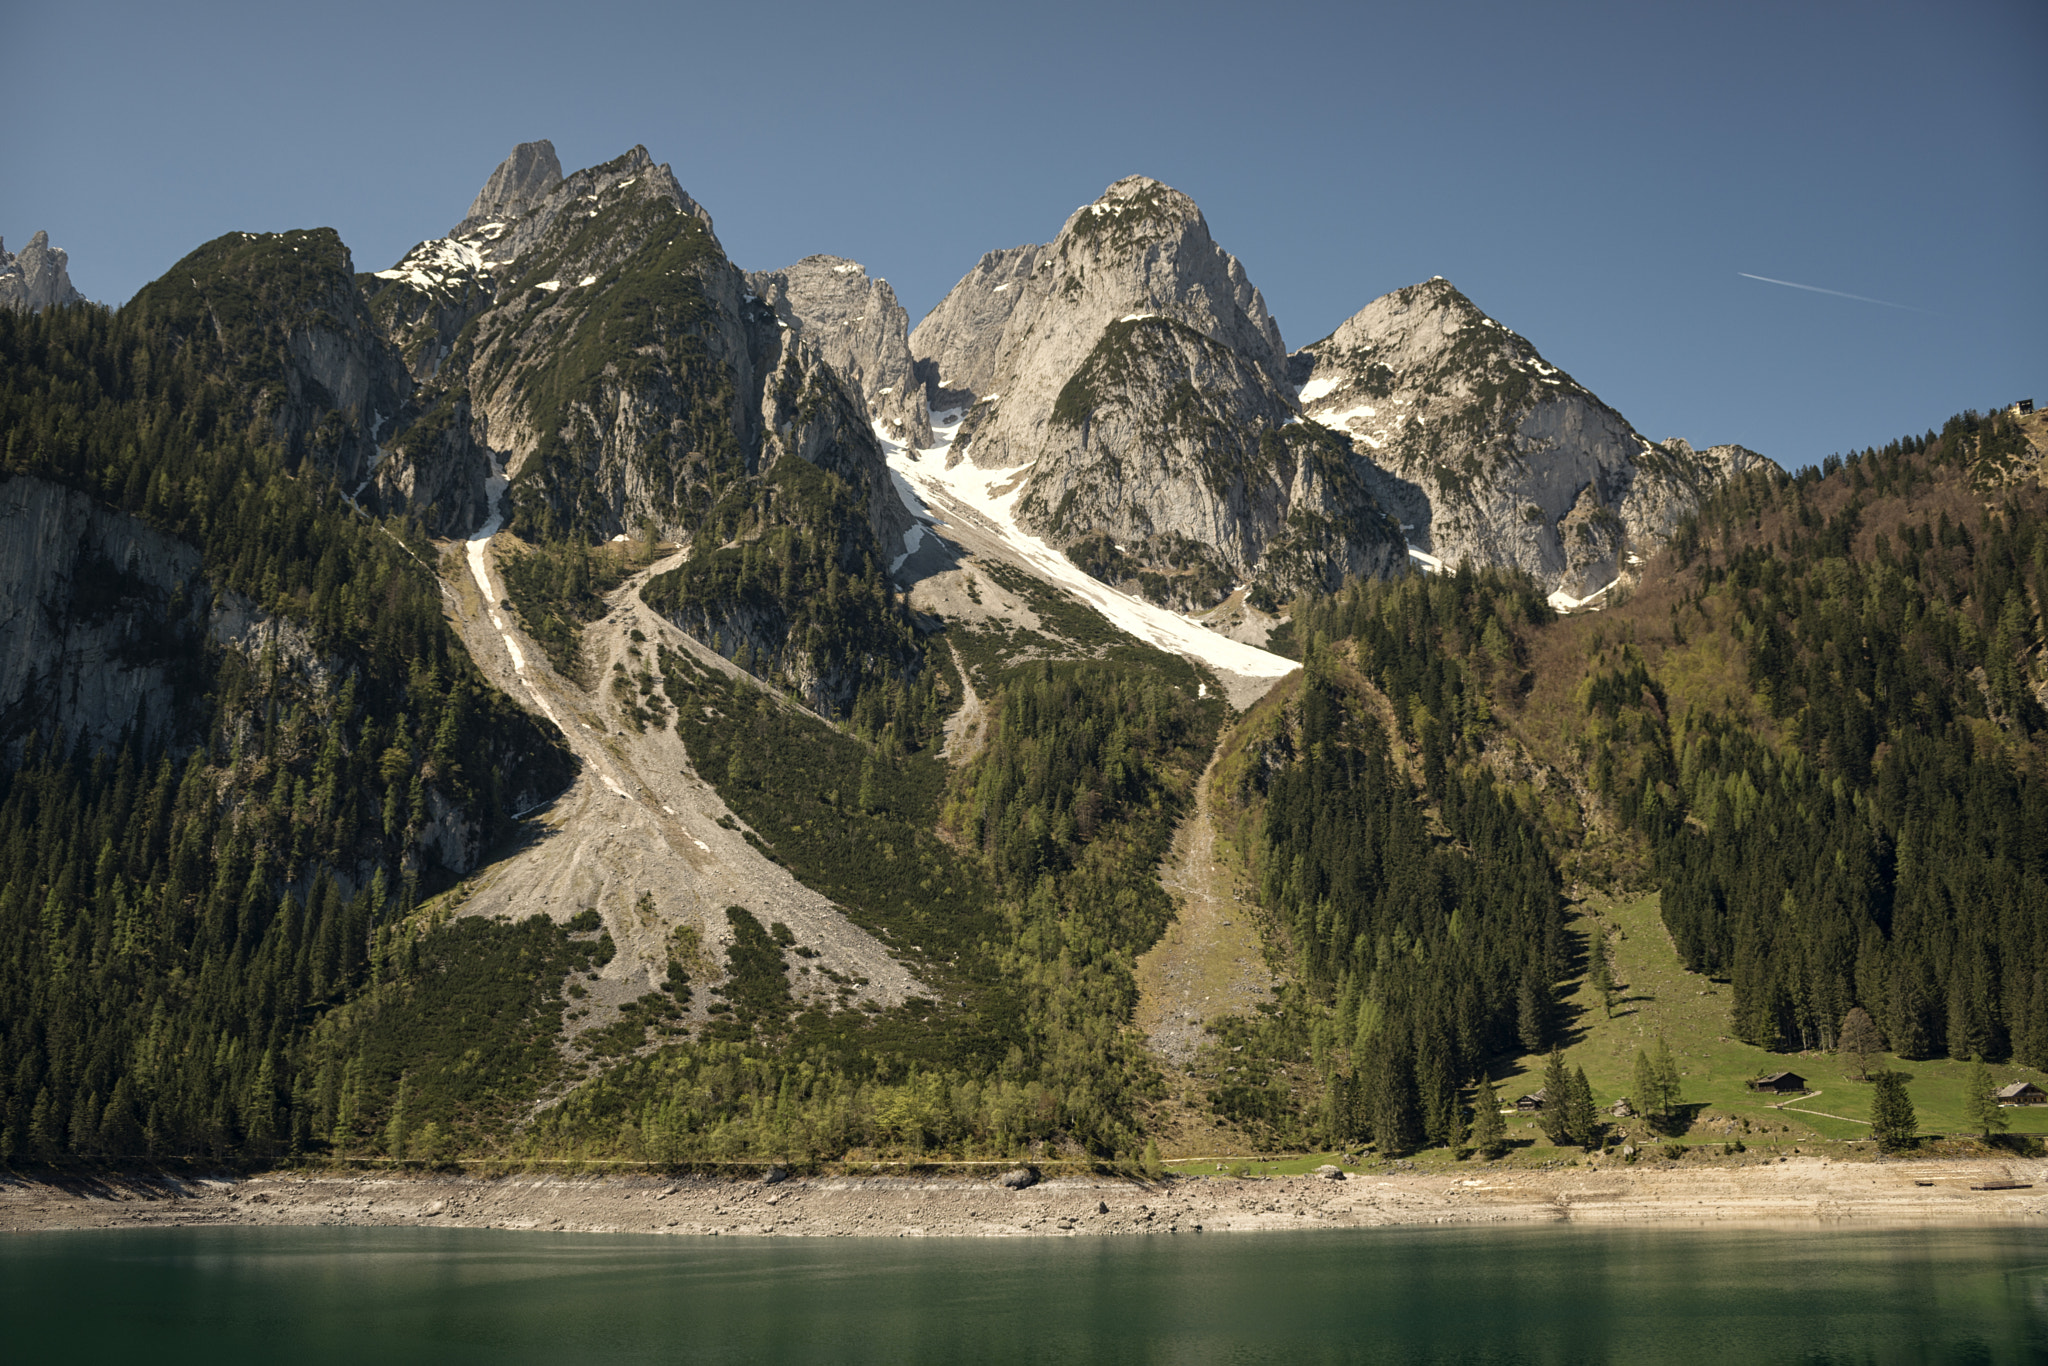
[1135,746,1277,1069]
[439,531,924,1070]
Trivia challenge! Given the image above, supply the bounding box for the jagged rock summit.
[747,255,933,447]
[0,231,87,313]
[451,139,564,236]
[1293,278,1773,598]
[906,175,1401,606]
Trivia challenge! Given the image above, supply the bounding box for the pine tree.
[1472,1079,1508,1159]
[1962,1055,2007,1142]
[1588,923,1616,1018]
[1538,1049,1572,1147]
[1869,1071,1918,1154]
[1371,1042,1423,1157]
[1141,1137,1163,1179]
[1839,1006,1884,1081]
[1652,1035,1683,1130]
[1632,1048,1661,1126]
[384,1073,411,1159]
[1566,1066,1599,1151]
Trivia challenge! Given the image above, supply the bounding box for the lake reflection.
[6,1223,2045,1363]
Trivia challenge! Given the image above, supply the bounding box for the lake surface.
[5,1223,2044,1363]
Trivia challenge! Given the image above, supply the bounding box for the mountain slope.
[910,177,1404,605]
[748,255,933,447]
[1293,278,1775,599]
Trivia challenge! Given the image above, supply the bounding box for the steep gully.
[441,463,925,1089]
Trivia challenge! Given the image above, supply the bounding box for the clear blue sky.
[5,0,2042,468]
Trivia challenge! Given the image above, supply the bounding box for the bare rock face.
[1294,278,1776,597]
[910,176,1399,604]
[747,256,933,447]
[0,231,87,313]
[907,242,1044,414]
[450,139,563,237]
[0,477,208,759]
[925,176,1286,472]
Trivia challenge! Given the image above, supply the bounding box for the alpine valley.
[2,140,2045,1175]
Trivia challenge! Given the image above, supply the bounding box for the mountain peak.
[0,228,86,313]
[452,139,564,236]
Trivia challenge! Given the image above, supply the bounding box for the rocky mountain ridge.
[903,176,1403,607]
[1292,278,1773,599]
[0,231,86,313]
[747,256,933,448]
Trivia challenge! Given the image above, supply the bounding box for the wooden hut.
[1515,1089,1546,1112]
[1996,1081,2047,1106]
[1748,1071,1807,1094]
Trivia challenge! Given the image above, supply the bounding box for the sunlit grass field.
[1165,890,2048,1176]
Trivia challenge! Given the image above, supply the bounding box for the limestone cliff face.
[0,477,208,759]
[1294,279,1774,596]
[922,176,1286,472]
[907,243,1044,413]
[0,231,87,313]
[450,138,563,236]
[909,177,1399,603]
[748,256,932,448]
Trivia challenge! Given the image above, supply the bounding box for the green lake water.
[3,1223,2043,1363]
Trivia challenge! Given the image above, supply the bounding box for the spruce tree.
[1869,1071,1918,1154]
[1652,1035,1683,1131]
[1472,1079,1508,1159]
[1566,1066,1600,1151]
[1538,1048,1572,1147]
[1962,1056,2007,1142]
[1632,1048,1661,1127]
[1588,923,1616,1018]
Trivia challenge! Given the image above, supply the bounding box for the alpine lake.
[4,1222,2044,1363]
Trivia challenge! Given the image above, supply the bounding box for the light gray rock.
[0,477,206,759]
[0,230,86,313]
[450,139,563,237]
[1294,278,1776,597]
[748,255,932,448]
[907,243,1045,413]
[929,176,1286,473]
[997,1167,1038,1190]
[912,176,1399,605]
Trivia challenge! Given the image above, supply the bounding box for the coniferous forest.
[2,227,2044,1169]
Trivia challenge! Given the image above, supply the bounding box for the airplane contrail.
[1738,272,1924,312]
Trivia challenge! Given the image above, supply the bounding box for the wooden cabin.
[1749,1071,1807,1094]
[1515,1089,1546,1112]
[1996,1081,2047,1106]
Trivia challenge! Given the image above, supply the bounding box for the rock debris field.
[7,1159,2046,1237]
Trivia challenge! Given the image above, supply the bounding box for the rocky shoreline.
[7,1157,2046,1238]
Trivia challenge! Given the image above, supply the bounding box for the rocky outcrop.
[907,243,1044,414]
[451,139,563,236]
[909,177,1397,604]
[0,231,87,313]
[127,229,412,499]
[925,177,1286,473]
[748,256,933,447]
[370,143,905,555]
[0,477,208,759]
[1293,278,1777,597]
